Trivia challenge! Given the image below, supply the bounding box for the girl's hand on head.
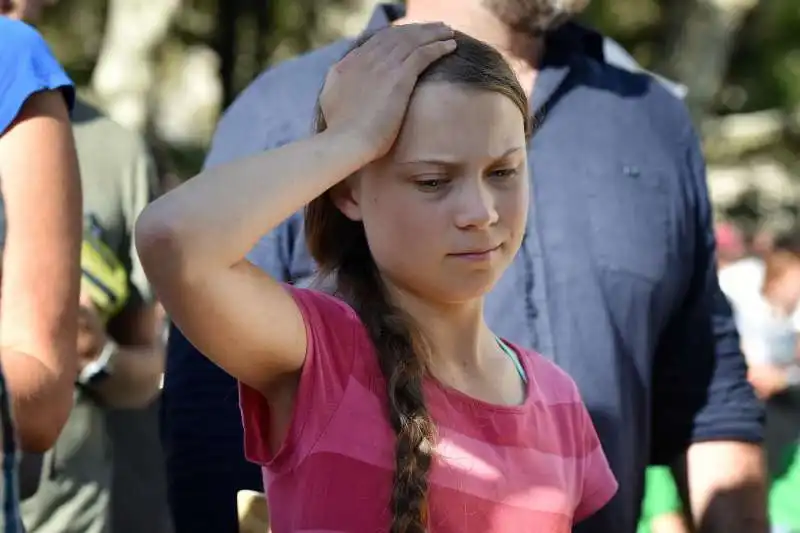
[319,23,456,161]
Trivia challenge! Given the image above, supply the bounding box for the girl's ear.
[330,174,363,221]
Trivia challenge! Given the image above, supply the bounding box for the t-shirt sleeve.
[0,19,75,134]
[239,285,361,472]
[122,143,159,304]
[572,387,618,523]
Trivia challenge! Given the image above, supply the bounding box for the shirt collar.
[363,3,403,33]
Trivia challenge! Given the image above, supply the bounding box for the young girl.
[137,24,617,532]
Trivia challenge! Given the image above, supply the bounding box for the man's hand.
[77,293,107,370]
[675,441,768,533]
[83,300,165,408]
[747,364,788,400]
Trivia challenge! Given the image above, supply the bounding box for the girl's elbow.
[134,207,206,303]
[135,207,184,278]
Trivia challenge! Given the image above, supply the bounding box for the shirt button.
[623,165,641,178]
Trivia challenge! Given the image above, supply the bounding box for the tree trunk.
[216,0,240,109]
[656,0,761,120]
[90,0,182,132]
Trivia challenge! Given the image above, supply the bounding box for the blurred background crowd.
[3,0,799,532]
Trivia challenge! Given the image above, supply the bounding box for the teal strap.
[496,338,527,382]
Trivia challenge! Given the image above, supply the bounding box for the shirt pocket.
[583,163,673,285]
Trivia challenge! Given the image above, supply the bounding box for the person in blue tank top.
[0,14,83,532]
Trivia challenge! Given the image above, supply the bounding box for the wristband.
[78,339,119,386]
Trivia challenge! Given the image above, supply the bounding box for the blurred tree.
[654,0,761,121]
[90,0,182,132]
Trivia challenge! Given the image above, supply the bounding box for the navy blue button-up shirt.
[161,5,763,533]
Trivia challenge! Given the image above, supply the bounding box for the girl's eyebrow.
[396,146,525,166]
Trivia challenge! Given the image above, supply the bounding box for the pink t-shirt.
[239,287,617,532]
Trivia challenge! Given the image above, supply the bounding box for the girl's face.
[334,83,529,305]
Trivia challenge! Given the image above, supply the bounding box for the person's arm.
[163,211,310,533]
[160,73,308,533]
[161,97,317,532]
[136,127,367,389]
[651,126,767,533]
[82,142,165,408]
[85,300,165,408]
[0,89,82,451]
[136,25,453,393]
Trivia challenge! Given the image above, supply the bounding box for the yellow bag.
[80,222,129,323]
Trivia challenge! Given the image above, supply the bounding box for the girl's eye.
[416,178,449,192]
[489,168,518,180]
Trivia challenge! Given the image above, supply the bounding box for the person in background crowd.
[18,100,168,533]
[4,3,170,533]
[162,2,768,532]
[0,14,83,532]
[719,228,800,533]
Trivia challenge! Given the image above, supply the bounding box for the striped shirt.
[240,287,617,531]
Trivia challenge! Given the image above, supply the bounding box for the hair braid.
[305,28,529,532]
[335,229,435,533]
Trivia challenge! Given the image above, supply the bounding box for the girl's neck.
[384,280,497,372]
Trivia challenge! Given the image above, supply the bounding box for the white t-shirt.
[719,257,800,367]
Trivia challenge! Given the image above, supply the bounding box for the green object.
[637,444,800,532]
[769,443,800,530]
[637,466,683,533]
